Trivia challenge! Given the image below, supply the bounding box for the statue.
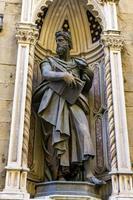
[33,31,105,185]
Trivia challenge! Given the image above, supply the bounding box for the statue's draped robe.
[33,57,95,180]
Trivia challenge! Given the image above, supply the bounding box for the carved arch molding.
[28,0,110,195]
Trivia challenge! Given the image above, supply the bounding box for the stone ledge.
[33,195,101,200]
[35,181,101,200]
[109,194,133,200]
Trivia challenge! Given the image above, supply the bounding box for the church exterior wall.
[0,0,133,195]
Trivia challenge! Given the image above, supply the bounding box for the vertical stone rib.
[22,45,34,168]
[16,23,39,169]
[104,47,117,170]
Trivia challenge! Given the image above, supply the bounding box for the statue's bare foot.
[86,176,106,186]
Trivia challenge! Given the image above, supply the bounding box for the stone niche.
[27,0,111,199]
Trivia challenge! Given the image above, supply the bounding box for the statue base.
[34,181,102,200]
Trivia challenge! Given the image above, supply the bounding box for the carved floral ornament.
[16,23,39,45]
[101,32,124,49]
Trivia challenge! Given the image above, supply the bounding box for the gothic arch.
[31,0,106,68]
[32,0,106,29]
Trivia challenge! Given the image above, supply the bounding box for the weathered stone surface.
[118,0,133,14]
[126,108,133,160]
[0,2,21,65]
[0,1,5,14]
[0,140,8,166]
[5,0,21,3]
[124,72,133,92]
[122,42,133,73]
[118,14,133,41]
[125,92,133,107]
[5,2,21,14]
[0,64,16,84]
[0,101,12,122]
[0,122,10,140]
[130,147,133,163]
[0,83,14,100]
[0,140,9,190]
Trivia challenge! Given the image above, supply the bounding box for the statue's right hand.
[63,72,76,87]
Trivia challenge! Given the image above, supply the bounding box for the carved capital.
[98,0,120,4]
[101,31,124,50]
[16,23,39,45]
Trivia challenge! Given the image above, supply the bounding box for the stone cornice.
[101,31,124,50]
[16,23,39,45]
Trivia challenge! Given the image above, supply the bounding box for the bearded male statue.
[33,31,105,185]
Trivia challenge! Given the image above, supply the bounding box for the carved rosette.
[101,32,124,50]
[16,23,39,45]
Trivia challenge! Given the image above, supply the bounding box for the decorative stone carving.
[104,46,117,171]
[16,23,39,45]
[16,23,39,172]
[22,45,35,169]
[101,31,124,50]
[35,4,102,44]
[86,10,102,43]
[89,61,111,178]
[32,0,105,29]
[86,0,105,27]
[98,0,120,4]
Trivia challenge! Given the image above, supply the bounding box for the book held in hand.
[49,78,85,104]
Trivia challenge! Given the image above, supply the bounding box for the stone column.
[101,0,133,199]
[0,22,38,200]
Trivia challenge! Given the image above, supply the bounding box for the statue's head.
[55,31,72,56]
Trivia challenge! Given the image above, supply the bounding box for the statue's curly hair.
[55,31,73,50]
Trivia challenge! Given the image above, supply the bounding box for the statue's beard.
[56,45,68,56]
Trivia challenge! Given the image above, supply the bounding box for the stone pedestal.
[34,181,101,200]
